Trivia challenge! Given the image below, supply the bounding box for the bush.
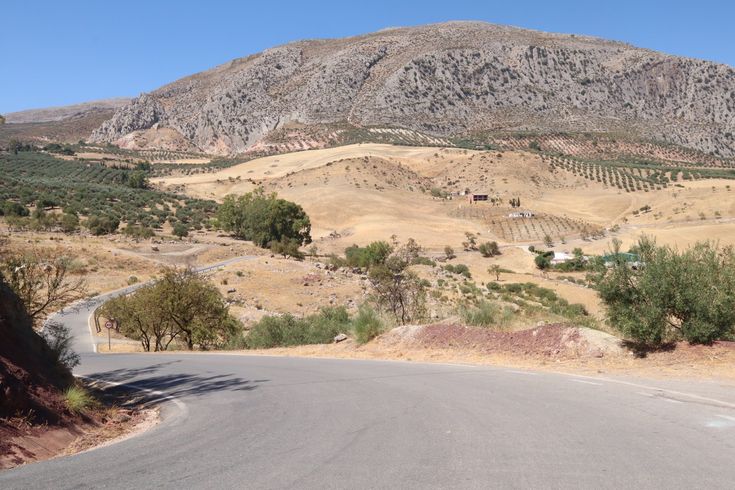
[444,263,472,278]
[246,306,351,348]
[64,385,97,414]
[123,224,155,239]
[352,305,384,344]
[345,241,393,269]
[86,215,119,235]
[478,241,500,257]
[172,223,189,238]
[534,254,551,270]
[460,300,500,326]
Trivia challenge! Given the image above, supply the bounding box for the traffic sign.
[105,321,114,329]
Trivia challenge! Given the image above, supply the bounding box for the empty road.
[2,284,735,488]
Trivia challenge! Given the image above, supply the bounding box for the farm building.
[468,193,489,204]
[602,252,642,268]
[550,252,574,265]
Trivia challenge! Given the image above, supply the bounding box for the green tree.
[217,188,311,247]
[127,170,149,189]
[100,268,241,351]
[172,222,189,238]
[86,215,119,235]
[594,237,735,347]
[59,213,80,233]
[270,237,305,260]
[534,253,551,270]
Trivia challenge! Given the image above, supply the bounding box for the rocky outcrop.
[92,22,735,156]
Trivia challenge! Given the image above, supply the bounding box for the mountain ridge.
[90,21,735,156]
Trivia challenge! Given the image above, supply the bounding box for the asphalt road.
[3,267,735,488]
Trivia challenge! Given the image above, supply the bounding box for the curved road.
[3,270,735,488]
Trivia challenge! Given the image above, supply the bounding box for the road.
[3,265,735,488]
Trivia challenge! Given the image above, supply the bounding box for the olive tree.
[594,237,735,347]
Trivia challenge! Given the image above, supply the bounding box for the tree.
[0,114,5,125]
[59,213,80,233]
[594,237,735,348]
[368,256,426,324]
[172,222,189,238]
[86,215,119,235]
[462,232,478,251]
[489,264,502,281]
[127,171,149,189]
[444,245,456,260]
[534,253,551,270]
[217,188,311,247]
[479,241,500,257]
[0,250,87,326]
[270,237,304,260]
[100,268,241,351]
[543,234,554,248]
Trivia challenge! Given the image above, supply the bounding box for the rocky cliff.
[92,22,735,156]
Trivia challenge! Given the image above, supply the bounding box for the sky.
[2,0,734,113]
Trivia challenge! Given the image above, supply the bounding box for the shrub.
[534,254,551,270]
[345,241,393,269]
[246,306,351,348]
[478,241,501,257]
[444,263,472,278]
[172,223,189,238]
[64,385,97,414]
[86,215,120,235]
[444,245,456,260]
[459,300,511,328]
[352,305,384,344]
[123,224,155,239]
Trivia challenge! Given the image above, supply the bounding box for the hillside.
[92,21,735,157]
[0,99,130,146]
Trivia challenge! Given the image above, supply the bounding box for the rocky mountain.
[92,21,735,157]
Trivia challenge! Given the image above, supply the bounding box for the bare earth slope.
[93,21,735,156]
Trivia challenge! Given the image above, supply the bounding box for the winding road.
[2,260,735,488]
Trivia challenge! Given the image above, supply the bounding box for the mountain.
[0,98,131,146]
[91,21,735,156]
[4,98,131,124]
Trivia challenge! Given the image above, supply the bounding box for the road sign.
[105,321,114,329]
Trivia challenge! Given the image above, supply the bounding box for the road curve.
[3,274,735,488]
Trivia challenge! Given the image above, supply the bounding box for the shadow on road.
[89,361,266,407]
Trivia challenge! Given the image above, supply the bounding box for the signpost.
[104,320,114,351]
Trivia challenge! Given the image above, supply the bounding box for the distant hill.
[0,99,130,145]
[4,98,131,124]
[90,21,735,157]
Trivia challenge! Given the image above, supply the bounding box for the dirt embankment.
[244,323,735,381]
[0,280,155,470]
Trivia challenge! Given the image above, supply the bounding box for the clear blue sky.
[2,0,734,113]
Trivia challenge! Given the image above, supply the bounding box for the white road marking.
[506,370,538,376]
[570,379,602,386]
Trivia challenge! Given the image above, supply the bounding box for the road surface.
[3,265,735,488]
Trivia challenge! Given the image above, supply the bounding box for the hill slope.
[92,21,735,156]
